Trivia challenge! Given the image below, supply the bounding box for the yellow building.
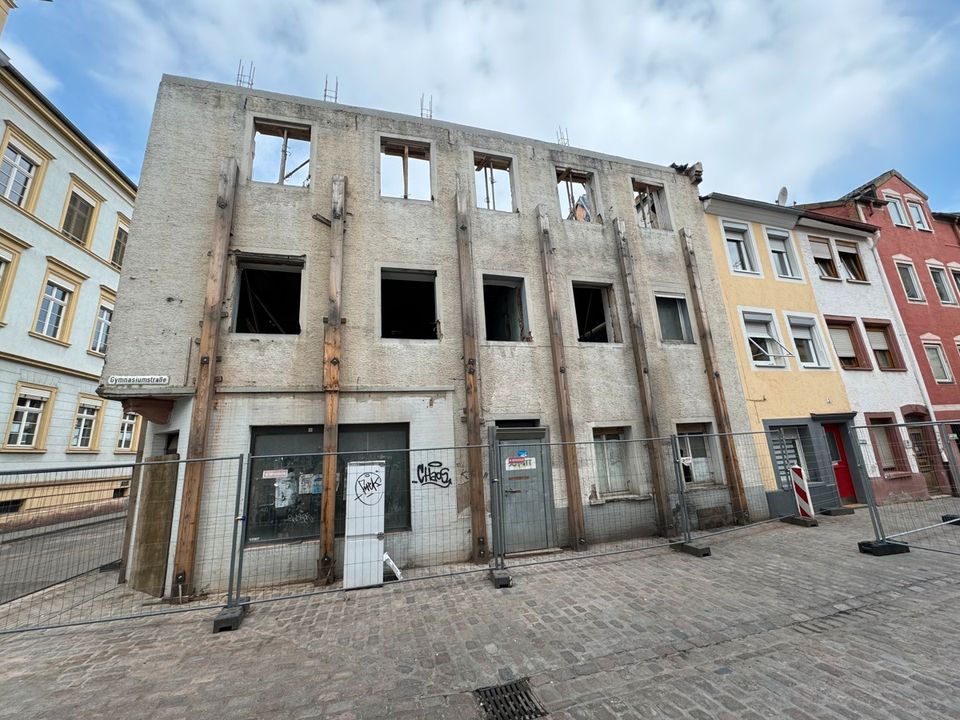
[701,193,858,513]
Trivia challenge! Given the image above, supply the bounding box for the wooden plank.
[537,205,586,549]
[130,454,179,598]
[118,416,149,584]
[172,157,239,595]
[318,175,347,584]
[679,227,748,522]
[613,218,671,534]
[455,174,489,562]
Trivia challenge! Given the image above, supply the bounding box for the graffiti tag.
[355,471,384,506]
[415,461,452,488]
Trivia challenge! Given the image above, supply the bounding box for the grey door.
[493,430,555,554]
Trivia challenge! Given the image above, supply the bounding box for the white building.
[0,6,138,500]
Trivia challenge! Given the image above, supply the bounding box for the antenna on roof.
[557,126,570,146]
[776,186,789,206]
[420,93,433,119]
[323,75,339,103]
[236,60,255,89]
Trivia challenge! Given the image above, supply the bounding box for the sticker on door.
[506,455,536,471]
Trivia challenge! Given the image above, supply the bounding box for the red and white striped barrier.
[790,465,814,518]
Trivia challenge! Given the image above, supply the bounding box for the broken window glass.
[233,256,303,334]
[252,120,311,186]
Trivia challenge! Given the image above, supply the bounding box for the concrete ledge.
[820,507,855,516]
[489,569,512,588]
[212,604,246,633]
[858,540,910,556]
[672,542,711,558]
[781,516,819,528]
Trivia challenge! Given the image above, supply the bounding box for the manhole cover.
[474,677,548,719]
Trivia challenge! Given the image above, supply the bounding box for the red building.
[805,170,960,492]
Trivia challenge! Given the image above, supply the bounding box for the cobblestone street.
[2,511,959,719]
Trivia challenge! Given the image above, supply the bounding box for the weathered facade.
[102,76,753,594]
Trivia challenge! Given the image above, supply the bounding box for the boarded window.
[234,256,303,334]
[381,138,431,200]
[474,153,513,211]
[573,283,620,343]
[252,120,311,186]
[483,275,528,341]
[381,268,438,339]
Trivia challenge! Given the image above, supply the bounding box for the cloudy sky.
[4,0,958,208]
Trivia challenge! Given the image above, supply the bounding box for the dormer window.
[907,201,930,231]
[884,195,909,227]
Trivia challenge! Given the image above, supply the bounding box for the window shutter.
[867,328,889,351]
[810,241,832,259]
[829,326,855,357]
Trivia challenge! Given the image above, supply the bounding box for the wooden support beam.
[118,417,149,584]
[679,227,749,522]
[455,175,489,562]
[172,157,238,595]
[536,205,586,549]
[318,175,347,584]
[613,218,671,535]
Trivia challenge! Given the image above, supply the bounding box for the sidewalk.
[2,511,959,719]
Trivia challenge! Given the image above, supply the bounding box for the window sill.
[576,341,626,348]
[935,380,956,385]
[916,227,933,233]
[817,276,843,282]
[882,471,913,480]
[730,270,762,278]
[0,446,46,453]
[751,364,787,370]
[380,195,434,205]
[249,180,309,191]
[28,331,71,348]
[905,298,927,304]
[878,367,908,373]
[844,279,871,285]
[66,447,100,454]
[839,365,873,372]
[560,219,603,228]
[230,333,301,339]
[380,337,441,344]
[114,449,138,455]
[475,206,519,215]
[683,482,726,491]
[660,340,696,347]
[483,339,534,347]
[60,231,92,249]
[87,349,106,359]
[590,493,652,505]
[798,364,832,370]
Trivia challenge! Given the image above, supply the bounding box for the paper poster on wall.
[506,455,536,472]
[298,473,322,494]
[274,476,297,508]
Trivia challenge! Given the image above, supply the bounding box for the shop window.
[252,119,311,186]
[655,295,693,343]
[573,283,621,343]
[483,275,529,341]
[633,180,670,230]
[474,153,513,211]
[556,168,598,223]
[381,268,438,339]
[381,138,431,200]
[233,256,303,334]
[677,423,719,484]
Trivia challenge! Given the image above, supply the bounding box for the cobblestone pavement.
[2,512,959,719]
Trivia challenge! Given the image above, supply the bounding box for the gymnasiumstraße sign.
[106,375,170,386]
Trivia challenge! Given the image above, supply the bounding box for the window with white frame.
[724,223,758,274]
[655,295,693,343]
[787,316,827,368]
[633,179,670,230]
[924,342,954,383]
[0,143,37,208]
[90,301,113,354]
[35,279,72,339]
[836,242,867,282]
[951,268,960,296]
[70,401,101,449]
[592,427,632,495]
[742,311,790,367]
[896,262,924,301]
[809,239,840,279]
[677,423,719,484]
[116,412,139,451]
[907,201,930,231]
[5,388,50,448]
[766,230,800,279]
[928,265,956,305]
[885,195,909,226]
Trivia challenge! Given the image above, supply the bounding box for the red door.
[824,423,857,503]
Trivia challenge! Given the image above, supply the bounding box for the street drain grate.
[474,677,548,719]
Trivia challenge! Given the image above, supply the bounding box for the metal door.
[491,427,556,554]
[343,461,385,589]
[909,428,942,495]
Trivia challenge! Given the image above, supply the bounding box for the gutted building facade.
[102,76,752,594]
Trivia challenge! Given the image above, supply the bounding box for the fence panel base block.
[489,569,512,588]
[782,516,819,527]
[673,542,712,558]
[820,507,855,516]
[941,514,960,525]
[212,605,246,633]
[858,540,910,556]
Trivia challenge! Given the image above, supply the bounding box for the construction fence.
[5,422,950,634]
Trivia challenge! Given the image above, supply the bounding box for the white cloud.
[2,38,60,96]
[90,0,950,202]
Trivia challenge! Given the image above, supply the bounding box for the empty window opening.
[495,418,540,428]
[557,168,598,223]
[112,487,128,499]
[633,180,669,230]
[382,269,438,339]
[234,256,303,334]
[381,138,431,200]
[0,498,23,514]
[656,295,694,343]
[474,153,513,211]
[483,275,528,341]
[573,283,621,343]
[252,120,311,186]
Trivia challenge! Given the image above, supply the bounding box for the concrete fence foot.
[858,540,910,556]
[781,516,818,528]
